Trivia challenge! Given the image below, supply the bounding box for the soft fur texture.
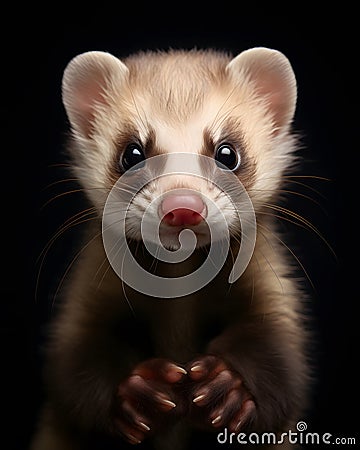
[31,48,309,450]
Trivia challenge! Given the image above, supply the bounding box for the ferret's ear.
[62,51,128,137]
[226,47,297,131]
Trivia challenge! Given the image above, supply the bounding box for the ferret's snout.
[160,193,207,226]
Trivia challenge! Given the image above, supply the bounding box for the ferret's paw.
[189,355,256,432]
[114,358,186,444]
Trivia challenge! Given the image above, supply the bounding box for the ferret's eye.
[215,144,240,171]
[121,143,146,171]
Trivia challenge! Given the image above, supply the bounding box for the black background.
[2,8,358,450]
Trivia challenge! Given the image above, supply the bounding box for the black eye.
[121,143,146,171]
[214,144,240,171]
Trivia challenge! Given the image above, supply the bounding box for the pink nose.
[160,194,206,226]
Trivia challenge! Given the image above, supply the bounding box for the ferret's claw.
[137,421,151,432]
[193,393,206,403]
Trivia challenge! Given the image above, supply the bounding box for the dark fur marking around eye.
[108,125,165,184]
[202,121,256,189]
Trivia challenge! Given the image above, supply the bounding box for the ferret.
[31,47,310,450]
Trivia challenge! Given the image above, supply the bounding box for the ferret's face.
[62,49,297,249]
[111,149,250,250]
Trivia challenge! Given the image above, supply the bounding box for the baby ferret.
[31,47,309,450]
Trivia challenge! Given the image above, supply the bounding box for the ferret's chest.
[126,286,244,363]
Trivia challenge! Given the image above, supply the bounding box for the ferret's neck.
[127,241,208,278]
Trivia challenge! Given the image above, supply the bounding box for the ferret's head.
[62,48,297,250]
